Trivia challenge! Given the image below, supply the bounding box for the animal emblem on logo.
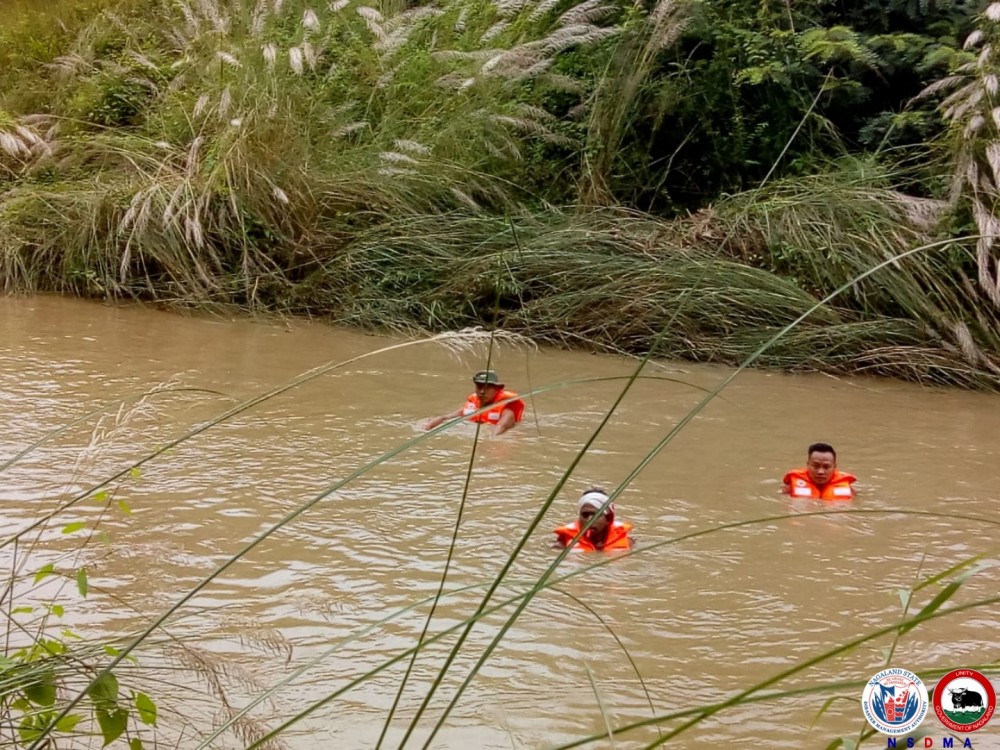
[933,669,996,733]
[861,668,929,735]
[949,687,983,710]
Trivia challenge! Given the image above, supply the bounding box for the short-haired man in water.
[782,442,857,500]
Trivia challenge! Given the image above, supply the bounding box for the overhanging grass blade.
[899,578,965,636]
[911,553,987,593]
[811,695,856,729]
[374,327,501,750]
[397,346,657,750]
[582,662,615,748]
[544,662,994,749]
[28,371,707,750]
[552,586,661,740]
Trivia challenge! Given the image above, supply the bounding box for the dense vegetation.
[2,0,1000,388]
[3,5,1000,748]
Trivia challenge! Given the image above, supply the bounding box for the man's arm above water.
[493,407,517,436]
[424,407,464,430]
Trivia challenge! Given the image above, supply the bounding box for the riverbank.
[3,0,1000,389]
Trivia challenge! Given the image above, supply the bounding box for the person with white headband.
[552,487,633,552]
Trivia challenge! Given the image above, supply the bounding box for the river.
[1,295,998,749]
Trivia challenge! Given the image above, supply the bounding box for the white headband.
[578,491,613,514]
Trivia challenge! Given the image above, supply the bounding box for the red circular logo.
[932,669,996,733]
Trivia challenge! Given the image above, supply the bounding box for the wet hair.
[807,442,836,460]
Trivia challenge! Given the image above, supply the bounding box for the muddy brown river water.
[1,296,998,749]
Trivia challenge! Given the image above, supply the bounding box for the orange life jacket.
[782,468,857,500]
[461,390,525,425]
[553,520,633,551]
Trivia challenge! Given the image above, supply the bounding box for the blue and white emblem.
[861,668,929,735]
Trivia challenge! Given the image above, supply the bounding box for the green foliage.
[77,567,89,598]
[1,0,999,385]
[134,692,157,726]
[0,638,156,749]
[594,0,974,210]
[65,74,152,128]
[0,437,169,750]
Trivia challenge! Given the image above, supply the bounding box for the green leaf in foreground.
[77,567,88,598]
[25,676,56,707]
[811,695,854,728]
[130,739,144,750]
[55,714,83,732]
[87,672,120,710]
[61,521,87,534]
[135,692,157,726]
[900,578,964,635]
[117,499,132,515]
[18,717,42,743]
[33,563,54,583]
[96,707,128,746]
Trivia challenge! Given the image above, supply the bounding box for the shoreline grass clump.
[0,0,620,300]
[289,186,1000,388]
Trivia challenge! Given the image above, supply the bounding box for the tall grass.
[0,0,613,302]
[919,1,1000,308]
[579,0,689,204]
[290,192,1000,388]
[711,161,1000,382]
[2,0,1000,386]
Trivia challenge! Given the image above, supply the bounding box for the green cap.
[472,370,502,385]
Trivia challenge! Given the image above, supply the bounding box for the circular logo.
[933,669,996,733]
[861,668,929,735]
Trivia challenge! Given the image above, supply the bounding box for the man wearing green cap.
[424,370,525,435]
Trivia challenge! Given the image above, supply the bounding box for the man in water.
[782,442,857,500]
[424,369,525,436]
[553,488,633,551]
